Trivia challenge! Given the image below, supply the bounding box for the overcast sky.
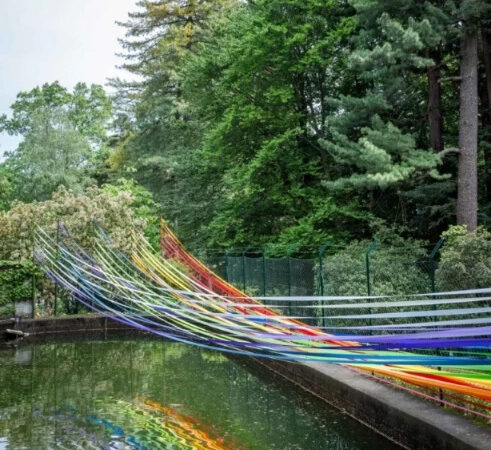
[0,0,139,158]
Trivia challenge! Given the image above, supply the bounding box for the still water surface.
[0,337,399,449]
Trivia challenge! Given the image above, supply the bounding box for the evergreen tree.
[456,0,491,230]
[111,0,491,247]
[179,0,367,247]
[112,0,238,233]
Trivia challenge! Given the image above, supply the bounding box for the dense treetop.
[0,0,490,252]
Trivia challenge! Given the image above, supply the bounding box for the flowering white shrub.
[0,186,146,261]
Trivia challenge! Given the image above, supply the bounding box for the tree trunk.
[457,30,479,231]
[480,28,491,224]
[482,28,491,122]
[427,53,443,152]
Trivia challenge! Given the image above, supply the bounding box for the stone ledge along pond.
[0,335,400,449]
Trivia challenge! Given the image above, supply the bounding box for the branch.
[438,76,462,83]
[439,147,460,157]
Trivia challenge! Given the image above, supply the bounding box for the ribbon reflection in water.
[42,399,239,450]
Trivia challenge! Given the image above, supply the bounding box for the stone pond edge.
[1,315,489,450]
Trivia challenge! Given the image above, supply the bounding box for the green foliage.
[1,82,113,203]
[320,234,430,296]
[69,83,112,145]
[176,0,362,248]
[0,261,40,311]
[0,81,112,146]
[436,226,491,291]
[118,0,237,78]
[5,108,94,201]
[276,197,371,249]
[318,0,459,239]
[321,117,443,191]
[0,165,15,211]
[110,0,489,249]
[0,185,146,261]
[102,178,160,249]
[109,0,239,245]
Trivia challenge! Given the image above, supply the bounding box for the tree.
[349,1,455,152]
[5,108,93,201]
[112,0,238,240]
[0,185,146,261]
[0,82,113,201]
[176,0,367,248]
[481,27,491,226]
[102,178,161,248]
[117,0,237,85]
[323,1,463,240]
[111,0,491,248]
[457,25,478,231]
[456,0,491,230]
[0,81,112,147]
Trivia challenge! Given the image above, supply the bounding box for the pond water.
[0,336,399,449]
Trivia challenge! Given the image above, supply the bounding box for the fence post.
[287,244,299,316]
[318,241,329,328]
[242,246,251,293]
[365,240,377,333]
[31,273,36,319]
[365,240,377,297]
[317,242,330,296]
[262,246,268,297]
[225,249,232,283]
[287,244,299,297]
[31,233,36,319]
[428,239,444,293]
[54,219,60,316]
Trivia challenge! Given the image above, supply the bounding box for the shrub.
[0,260,41,316]
[320,237,430,296]
[0,185,149,316]
[436,226,491,291]
[316,236,434,329]
[101,178,160,250]
[0,185,146,261]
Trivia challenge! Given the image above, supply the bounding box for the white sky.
[0,0,139,158]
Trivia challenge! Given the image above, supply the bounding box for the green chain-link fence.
[1,240,446,321]
[200,240,447,329]
[204,240,444,297]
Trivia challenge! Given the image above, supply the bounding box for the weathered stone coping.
[0,315,130,337]
[1,315,490,449]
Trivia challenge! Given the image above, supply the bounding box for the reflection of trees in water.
[0,339,395,449]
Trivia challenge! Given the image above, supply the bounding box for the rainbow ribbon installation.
[34,221,491,418]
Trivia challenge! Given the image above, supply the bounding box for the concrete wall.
[1,315,130,336]
[252,358,490,450]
